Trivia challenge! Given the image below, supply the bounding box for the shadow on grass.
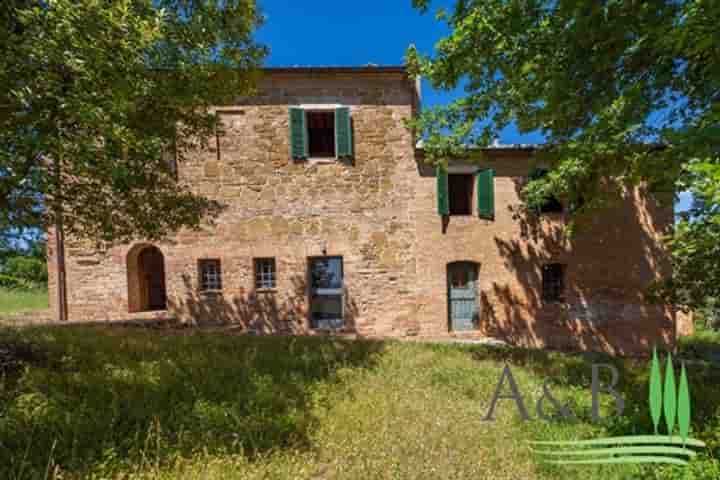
[0,325,384,478]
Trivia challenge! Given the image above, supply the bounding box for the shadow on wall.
[170,274,361,335]
[482,179,675,355]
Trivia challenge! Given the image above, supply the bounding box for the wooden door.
[448,262,478,331]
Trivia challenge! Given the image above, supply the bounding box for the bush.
[2,255,47,285]
[0,273,37,290]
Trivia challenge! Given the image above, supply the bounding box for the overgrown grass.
[1,326,718,479]
[0,288,49,315]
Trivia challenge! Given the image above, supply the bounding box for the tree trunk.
[53,143,68,322]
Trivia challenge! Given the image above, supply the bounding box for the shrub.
[2,255,47,285]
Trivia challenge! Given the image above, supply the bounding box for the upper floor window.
[254,258,277,290]
[437,167,494,219]
[289,107,353,160]
[449,174,474,215]
[307,111,335,158]
[199,259,222,291]
[542,263,564,302]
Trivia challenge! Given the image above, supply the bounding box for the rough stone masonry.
[46,66,692,355]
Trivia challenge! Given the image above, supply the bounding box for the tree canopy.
[408,0,719,310]
[1,0,266,245]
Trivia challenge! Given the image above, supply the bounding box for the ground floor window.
[309,256,344,329]
[254,258,277,290]
[198,259,222,291]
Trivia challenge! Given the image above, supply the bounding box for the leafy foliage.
[0,233,47,289]
[0,0,266,246]
[409,0,719,309]
[2,256,47,285]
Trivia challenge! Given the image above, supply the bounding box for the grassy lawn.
[0,288,49,315]
[1,326,719,480]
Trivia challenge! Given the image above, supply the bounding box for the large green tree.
[408,0,719,310]
[1,0,266,245]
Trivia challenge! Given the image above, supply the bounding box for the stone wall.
[46,68,688,354]
[48,71,421,337]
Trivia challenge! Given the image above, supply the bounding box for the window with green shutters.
[289,106,353,160]
[289,107,308,160]
[437,165,450,216]
[476,168,495,219]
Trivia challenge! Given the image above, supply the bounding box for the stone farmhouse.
[47,66,691,354]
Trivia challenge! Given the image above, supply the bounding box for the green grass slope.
[0,326,718,479]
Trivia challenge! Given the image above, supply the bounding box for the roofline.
[415,142,668,155]
[415,144,540,154]
[261,66,407,75]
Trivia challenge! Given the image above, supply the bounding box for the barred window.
[254,258,276,290]
[199,259,222,291]
[542,263,564,302]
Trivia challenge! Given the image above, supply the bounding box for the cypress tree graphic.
[649,348,663,435]
[664,352,677,438]
[678,362,691,447]
[531,349,705,466]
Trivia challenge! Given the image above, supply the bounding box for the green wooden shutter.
[335,107,352,157]
[477,168,495,219]
[289,107,307,159]
[437,165,449,216]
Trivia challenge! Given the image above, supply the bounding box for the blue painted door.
[448,262,478,331]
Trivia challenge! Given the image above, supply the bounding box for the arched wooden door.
[138,246,166,311]
[447,261,479,331]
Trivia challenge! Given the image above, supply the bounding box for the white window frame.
[298,104,344,163]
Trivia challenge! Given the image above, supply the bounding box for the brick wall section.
[46,69,691,354]
[412,151,688,354]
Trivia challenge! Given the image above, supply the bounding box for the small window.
[254,258,276,290]
[307,111,335,158]
[542,263,564,302]
[198,259,222,291]
[449,174,474,215]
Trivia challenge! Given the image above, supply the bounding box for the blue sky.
[255,0,690,213]
[255,0,544,146]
